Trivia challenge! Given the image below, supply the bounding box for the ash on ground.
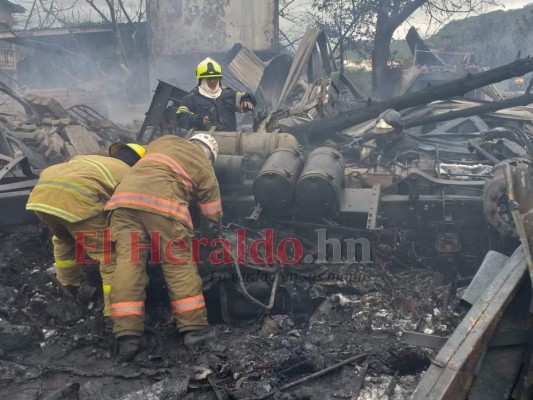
[0,227,463,400]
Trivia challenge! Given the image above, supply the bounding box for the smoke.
[5,24,150,124]
[6,0,277,125]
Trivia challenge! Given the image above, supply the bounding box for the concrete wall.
[148,0,278,89]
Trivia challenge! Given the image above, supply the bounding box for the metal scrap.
[352,361,369,399]
[381,370,399,399]
[247,353,369,400]
[460,250,509,308]
[504,163,533,292]
[411,246,528,399]
[400,331,448,350]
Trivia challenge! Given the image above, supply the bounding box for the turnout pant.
[34,211,115,316]
[109,208,207,338]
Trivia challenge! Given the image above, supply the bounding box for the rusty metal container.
[295,147,345,214]
[214,155,245,185]
[253,148,304,209]
[209,131,299,156]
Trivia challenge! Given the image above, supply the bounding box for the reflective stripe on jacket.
[26,155,131,222]
[105,135,222,228]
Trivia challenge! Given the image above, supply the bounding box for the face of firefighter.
[205,77,220,90]
[375,129,402,149]
[383,130,402,145]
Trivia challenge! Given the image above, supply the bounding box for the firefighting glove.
[194,114,209,129]
[242,93,257,108]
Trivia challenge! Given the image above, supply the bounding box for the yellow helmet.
[109,142,146,159]
[373,109,403,134]
[196,58,222,80]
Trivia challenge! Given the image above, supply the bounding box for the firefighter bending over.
[25,143,146,320]
[104,134,223,361]
[176,57,256,131]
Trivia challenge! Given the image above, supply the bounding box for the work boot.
[183,327,215,346]
[117,335,142,361]
[77,282,96,304]
[64,285,79,298]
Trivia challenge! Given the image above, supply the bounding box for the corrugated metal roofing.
[228,46,265,94]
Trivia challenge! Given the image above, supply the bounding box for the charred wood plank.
[288,57,533,139]
[381,370,399,399]
[352,361,368,399]
[42,383,79,400]
[404,93,533,129]
[247,353,369,400]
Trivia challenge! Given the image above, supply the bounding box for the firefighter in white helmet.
[104,134,222,361]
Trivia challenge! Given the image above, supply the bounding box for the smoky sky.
[505,0,533,7]
[279,0,531,39]
[15,0,532,34]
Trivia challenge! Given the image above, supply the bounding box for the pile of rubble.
[0,93,133,169]
[0,226,463,399]
[1,23,533,400]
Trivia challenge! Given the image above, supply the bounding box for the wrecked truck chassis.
[0,136,531,400]
[0,140,515,270]
[0,156,506,321]
[214,146,513,280]
[0,123,526,319]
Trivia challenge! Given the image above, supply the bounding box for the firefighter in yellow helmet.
[176,57,256,131]
[105,133,222,361]
[351,109,413,166]
[26,143,146,322]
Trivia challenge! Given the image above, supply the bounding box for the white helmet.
[190,133,219,162]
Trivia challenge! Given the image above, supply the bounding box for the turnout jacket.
[356,134,426,166]
[104,135,222,230]
[176,86,254,131]
[26,155,131,223]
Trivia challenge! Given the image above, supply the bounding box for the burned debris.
[0,15,532,400]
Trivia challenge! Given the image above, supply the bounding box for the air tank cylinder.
[253,148,305,210]
[295,147,345,214]
[209,131,299,156]
[214,155,245,185]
